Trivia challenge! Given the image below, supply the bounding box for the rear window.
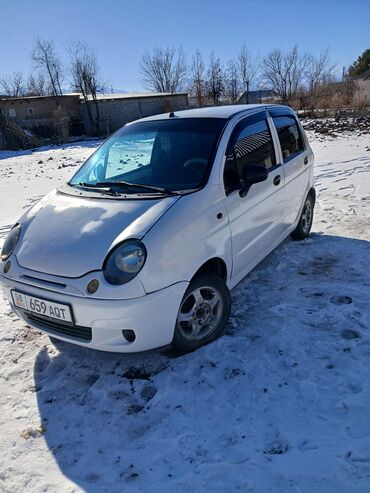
[273,116,305,162]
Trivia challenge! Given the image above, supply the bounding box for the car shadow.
[33,232,370,491]
[33,342,170,491]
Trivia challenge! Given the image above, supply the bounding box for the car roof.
[135,104,294,123]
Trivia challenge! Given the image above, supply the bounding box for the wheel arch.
[308,186,316,204]
[192,257,228,283]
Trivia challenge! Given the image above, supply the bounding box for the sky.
[0,0,369,92]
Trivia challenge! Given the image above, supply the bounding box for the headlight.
[103,240,147,285]
[1,224,21,261]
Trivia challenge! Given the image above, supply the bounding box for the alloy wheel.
[302,199,313,234]
[176,286,224,341]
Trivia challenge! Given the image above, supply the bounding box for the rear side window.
[273,116,305,162]
[224,119,276,194]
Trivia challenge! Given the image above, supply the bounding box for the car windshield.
[70,118,226,193]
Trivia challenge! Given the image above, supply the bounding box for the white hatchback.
[0,104,315,353]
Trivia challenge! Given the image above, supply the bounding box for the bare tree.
[206,52,224,105]
[26,73,46,96]
[306,49,336,96]
[0,71,25,97]
[237,45,259,103]
[32,38,63,96]
[140,47,188,93]
[68,41,104,135]
[262,45,310,102]
[190,50,206,106]
[286,46,311,100]
[225,59,241,104]
[262,49,285,100]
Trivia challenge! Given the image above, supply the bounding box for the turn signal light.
[87,279,99,294]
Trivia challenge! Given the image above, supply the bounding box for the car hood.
[16,189,179,277]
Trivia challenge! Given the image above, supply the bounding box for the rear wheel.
[172,274,231,353]
[291,193,314,240]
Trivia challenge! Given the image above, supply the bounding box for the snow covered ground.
[0,128,369,492]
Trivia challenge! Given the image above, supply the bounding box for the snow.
[0,129,370,492]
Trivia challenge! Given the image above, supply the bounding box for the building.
[0,94,81,138]
[353,68,370,105]
[0,92,189,140]
[0,110,41,150]
[80,92,189,135]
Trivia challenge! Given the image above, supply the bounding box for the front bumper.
[0,273,188,352]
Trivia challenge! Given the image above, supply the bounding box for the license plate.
[11,291,73,323]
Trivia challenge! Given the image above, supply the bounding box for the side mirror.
[240,164,268,198]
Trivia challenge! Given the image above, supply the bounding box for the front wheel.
[291,193,315,240]
[172,274,231,353]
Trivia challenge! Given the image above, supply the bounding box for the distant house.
[80,92,189,135]
[0,92,189,142]
[353,68,370,105]
[0,94,81,137]
[238,89,280,104]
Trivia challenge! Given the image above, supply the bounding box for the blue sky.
[1,0,369,91]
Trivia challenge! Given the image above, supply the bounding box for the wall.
[80,94,189,135]
[0,95,81,132]
[354,80,370,104]
[0,93,190,139]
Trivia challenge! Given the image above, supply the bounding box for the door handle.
[304,156,309,165]
[273,175,281,186]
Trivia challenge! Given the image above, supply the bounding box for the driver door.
[223,111,286,284]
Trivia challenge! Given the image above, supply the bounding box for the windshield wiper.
[94,181,181,196]
[77,182,120,196]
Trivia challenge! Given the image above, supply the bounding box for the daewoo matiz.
[0,105,315,353]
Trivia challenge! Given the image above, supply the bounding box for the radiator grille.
[25,312,92,342]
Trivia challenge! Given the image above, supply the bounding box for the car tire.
[291,193,315,240]
[172,273,231,353]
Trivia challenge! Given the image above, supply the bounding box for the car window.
[70,118,226,192]
[273,116,305,162]
[234,120,276,172]
[224,119,276,194]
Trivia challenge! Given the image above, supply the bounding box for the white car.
[0,104,315,353]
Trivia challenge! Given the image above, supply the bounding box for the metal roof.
[354,68,370,80]
[0,94,79,102]
[83,92,188,102]
[0,92,188,103]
